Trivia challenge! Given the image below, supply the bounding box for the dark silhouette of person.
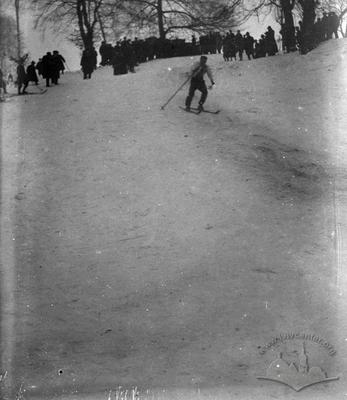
[53,50,66,75]
[235,30,244,60]
[222,32,236,61]
[35,58,43,77]
[0,67,8,94]
[91,47,98,70]
[122,40,136,73]
[265,26,278,56]
[111,43,127,75]
[41,52,55,87]
[328,12,339,39]
[99,41,108,65]
[80,48,95,79]
[244,32,255,60]
[16,59,28,94]
[322,12,329,40]
[185,55,215,112]
[26,61,39,85]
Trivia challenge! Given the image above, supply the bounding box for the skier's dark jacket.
[190,61,214,82]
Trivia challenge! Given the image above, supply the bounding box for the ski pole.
[160,75,191,110]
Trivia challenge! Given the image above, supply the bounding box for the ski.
[190,107,220,114]
[22,89,48,95]
[3,89,48,98]
[179,106,200,115]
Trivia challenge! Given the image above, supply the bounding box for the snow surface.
[1,39,347,400]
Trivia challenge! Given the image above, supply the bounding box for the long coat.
[41,54,55,79]
[80,50,95,74]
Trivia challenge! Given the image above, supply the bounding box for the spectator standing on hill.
[0,67,8,94]
[81,48,95,79]
[185,55,215,112]
[26,61,39,85]
[328,12,339,39]
[16,59,28,94]
[244,32,255,60]
[265,26,278,56]
[235,30,244,60]
[99,41,108,65]
[123,40,136,73]
[322,12,329,40]
[111,43,128,75]
[53,50,66,75]
[41,52,55,87]
[36,58,43,77]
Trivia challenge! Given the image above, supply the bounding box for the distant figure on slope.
[16,59,28,94]
[26,61,39,85]
[53,50,66,76]
[185,55,215,112]
[80,48,95,79]
[41,52,55,87]
[0,67,8,95]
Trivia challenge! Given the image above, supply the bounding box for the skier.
[185,55,215,112]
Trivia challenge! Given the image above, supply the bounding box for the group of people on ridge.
[222,26,278,61]
[14,50,66,95]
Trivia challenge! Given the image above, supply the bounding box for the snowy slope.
[1,39,347,400]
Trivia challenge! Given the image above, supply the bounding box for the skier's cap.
[200,55,208,61]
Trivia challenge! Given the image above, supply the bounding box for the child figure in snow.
[185,55,215,112]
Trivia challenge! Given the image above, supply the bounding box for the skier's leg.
[22,80,28,94]
[185,81,196,110]
[198,81,208,110]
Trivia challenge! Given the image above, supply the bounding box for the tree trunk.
[14,0,21,59]
[97,10,106,42]
[280,0,296,52]
[77,0,94,49]
[299,0,317,53]
[157,0,165,40]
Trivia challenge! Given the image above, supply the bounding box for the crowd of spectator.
[0,9,342,97]
[96,27,280,75]
[295,11,340,54]
[0,50,66,97]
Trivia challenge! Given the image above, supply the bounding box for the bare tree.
[119,0,245,40]
[243,0,297,51]
[294,0,319,52]
[0,0,26,60]
[14,0,22,58]
[31,0,121,48]
[317,0,347,37]
[0,14,18,63]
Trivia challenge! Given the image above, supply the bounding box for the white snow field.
[1,38,347,400]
